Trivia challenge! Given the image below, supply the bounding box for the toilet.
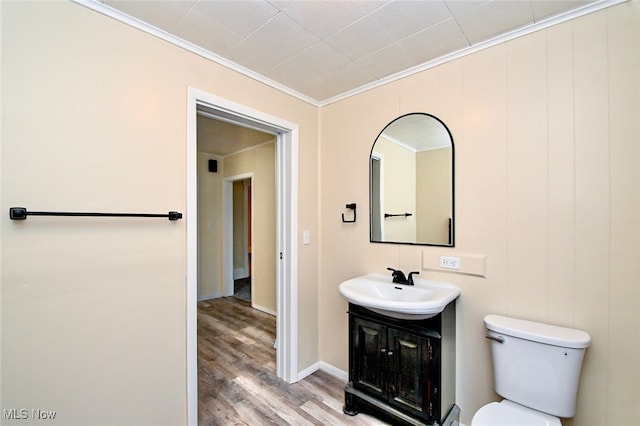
[471,314,591,426]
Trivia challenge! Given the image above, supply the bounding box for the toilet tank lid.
[484,315,591,348]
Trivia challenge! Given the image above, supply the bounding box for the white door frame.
[186,87,299,426]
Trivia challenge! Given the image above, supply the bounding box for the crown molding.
[72,0,627,108]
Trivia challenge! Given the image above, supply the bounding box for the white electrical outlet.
[440,255,461,270]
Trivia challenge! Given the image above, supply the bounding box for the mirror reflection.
[370,113,454,246]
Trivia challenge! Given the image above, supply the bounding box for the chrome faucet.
[387,268,420,285]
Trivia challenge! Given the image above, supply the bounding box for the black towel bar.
[384,212,412,219]
[9,207,182,221]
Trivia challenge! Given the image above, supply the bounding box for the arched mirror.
[370,113,454,246]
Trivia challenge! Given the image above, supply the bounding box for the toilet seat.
[471,400,562,426]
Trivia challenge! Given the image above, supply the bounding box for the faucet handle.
[387,267,406,283]
[407,271,420,285]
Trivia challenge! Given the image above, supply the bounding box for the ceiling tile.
[94,0,609,103]
[173,10,243,55]
[327,16,394,61]
[278,1,367,39]
[370,0,451,41]
[355,0,391,14]
[226,39,286,74]
[399,18,470,63]
[444,0,491,16]
[531,0,592,22]
[103,0,196,32]
[245,12,319,60]
[191,0,279,37]
[302,62,377,100]
[355,43,416,79]
[453,1,534,44]
[266,42,350,89]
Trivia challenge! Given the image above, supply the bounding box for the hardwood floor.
[198,297,389,425]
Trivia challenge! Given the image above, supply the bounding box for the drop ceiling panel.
[192,0,279,37]
[370,0,451,41]
[276,0,367,39]
[95,0,615,104]
[452,1,534,44]
[173,11,244,55]
[327,16,395,61]
[399,18,470,63]
[102,0,195,31]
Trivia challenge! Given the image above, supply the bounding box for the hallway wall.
[1,2,319,424]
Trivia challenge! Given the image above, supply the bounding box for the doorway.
[186,88,299,426]
[232,177,251,303]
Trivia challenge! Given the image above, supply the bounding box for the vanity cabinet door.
[352,318,387,399]
[388,328,439,423]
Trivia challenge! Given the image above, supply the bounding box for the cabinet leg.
[343,391,358,416]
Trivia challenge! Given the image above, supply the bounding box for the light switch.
[303,230,311,245]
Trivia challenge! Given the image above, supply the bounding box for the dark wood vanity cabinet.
[344,303,459,426]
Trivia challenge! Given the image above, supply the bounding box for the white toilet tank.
[484,315,591,418]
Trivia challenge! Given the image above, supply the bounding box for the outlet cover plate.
[440,256,461,270]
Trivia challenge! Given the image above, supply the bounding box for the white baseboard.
[297,362,321,381]
[252,303,276,317]
[297,361,348,382]
[233,268,248,279]
[197,292,221,302]
[319,362,348,381]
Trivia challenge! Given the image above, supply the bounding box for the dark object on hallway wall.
[208,159,218,173]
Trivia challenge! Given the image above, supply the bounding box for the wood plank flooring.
[198,297,389,425]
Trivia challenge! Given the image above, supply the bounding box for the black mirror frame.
[369,112,455,247]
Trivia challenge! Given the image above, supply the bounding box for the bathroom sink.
[339,273,460,320]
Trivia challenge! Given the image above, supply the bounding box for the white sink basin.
[339,273,460,320]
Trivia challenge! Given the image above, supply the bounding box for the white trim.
[319,362,349,382]
[197,292,221,302]
[297,361,349,382]
[297,362,320,381]
[222,139,277,159]
[275,128,299,383]
[186,91,199,426]
[73,0,625,107]
[317,0,628,106]
[371,152,385,241]
[187,88,299,426]
[72,0,318,107]
[233,268,248,280]
[252,304,277,317]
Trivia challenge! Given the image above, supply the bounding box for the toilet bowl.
[471,400,561,426]
[471,314,590,426]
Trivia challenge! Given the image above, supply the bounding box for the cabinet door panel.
[388,328,436,421]
[353,318,386,398]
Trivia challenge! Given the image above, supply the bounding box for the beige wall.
[320,2,640,426]
[197,152,223,299]
[416,147,452,244]
[374,136,416,241]
[1,1,319,425]
[197,142,277,313]
[225,142,277,313]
